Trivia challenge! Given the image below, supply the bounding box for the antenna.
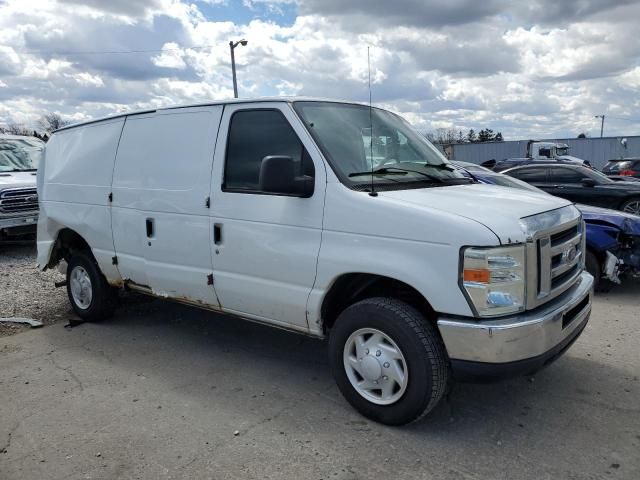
[368,46,377,197]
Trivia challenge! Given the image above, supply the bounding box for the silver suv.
[0,135,44,242]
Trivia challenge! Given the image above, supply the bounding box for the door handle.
[214,223,222,245]
[146,218,155,238]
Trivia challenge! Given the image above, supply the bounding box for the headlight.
[460,245,526,317]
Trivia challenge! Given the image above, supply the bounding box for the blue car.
[453,161,640,289]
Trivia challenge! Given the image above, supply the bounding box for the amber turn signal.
[463,268,490,284]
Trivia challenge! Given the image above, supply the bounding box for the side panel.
[111,107,222,304]
[37,119,124,281]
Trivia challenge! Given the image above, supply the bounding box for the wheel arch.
[320,273,437,334]
[45,227,94,269]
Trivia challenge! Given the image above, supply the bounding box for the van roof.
[53,97,368,133]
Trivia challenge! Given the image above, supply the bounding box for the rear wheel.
[585,250,601,291]
[329,297,449,425]
[620,197,640,216]
[66,251,117,321]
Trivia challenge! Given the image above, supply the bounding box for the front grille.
[526,213,584,309]
[0,188,39,215]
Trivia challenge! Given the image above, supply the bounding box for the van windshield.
[0,137,44,172]
[293,102,467,189]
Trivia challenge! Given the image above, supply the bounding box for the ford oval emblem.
[564,246,577,262]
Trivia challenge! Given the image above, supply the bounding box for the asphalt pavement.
[1,247,639,479]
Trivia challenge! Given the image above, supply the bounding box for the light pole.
[229,39,248,98]
[595,114,605,137]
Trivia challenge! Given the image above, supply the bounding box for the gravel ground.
[0,244,67,337]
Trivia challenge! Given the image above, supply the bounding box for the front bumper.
[0,214,38,231]
[437,271,593,382]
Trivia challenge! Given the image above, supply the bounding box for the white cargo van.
[37,99,593,425]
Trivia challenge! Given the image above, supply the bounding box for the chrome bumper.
[438,271,593,364]
[0,214,38,230]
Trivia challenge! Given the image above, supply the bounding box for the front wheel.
[620,197,640,216]
[329,297,450,425]
[66,251,117,321]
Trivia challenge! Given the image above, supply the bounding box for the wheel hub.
[360,355,382,380]
[70,265,92,310]
[343,328,408,405]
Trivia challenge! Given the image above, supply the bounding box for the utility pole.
[595,115,605,137]
[229,39,248,99]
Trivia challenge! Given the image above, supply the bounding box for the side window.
[538,148,551,158]
[224,109,314,192]
[511,168,547,183]
[550,168,583,183]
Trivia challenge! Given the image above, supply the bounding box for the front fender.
[585,223,620,253]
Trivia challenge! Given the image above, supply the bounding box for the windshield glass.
[0,137,44,172]
[294,102,466,187]
[556,146,569,156]
[586,168,614,183]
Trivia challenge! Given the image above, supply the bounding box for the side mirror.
[581,178,596,187]
[259,155,314,197]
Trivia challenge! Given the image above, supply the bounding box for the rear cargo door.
[111,106,223,306]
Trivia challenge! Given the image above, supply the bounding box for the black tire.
[66,251,117,321]
[328,297,450,426]
[585,250,601,291]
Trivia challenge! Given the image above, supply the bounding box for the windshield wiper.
[349,166,445,183]
[8,168,37,172]
[424,162,455,172]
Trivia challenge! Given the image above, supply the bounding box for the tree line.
[425,127,504,145]
[0,113,71,141]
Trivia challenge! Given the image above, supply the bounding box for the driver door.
[208,103,327,330]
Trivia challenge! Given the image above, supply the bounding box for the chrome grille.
[0,188,39,215]
[525,211,585,309]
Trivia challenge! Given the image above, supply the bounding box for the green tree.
[467,129,477,143]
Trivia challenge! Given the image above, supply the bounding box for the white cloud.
[0,0,638,139]
[152,42,187,69]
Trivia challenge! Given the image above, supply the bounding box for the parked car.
[602,158,640,179]
[0,134,43,242]
[502,163,640,215]
[607,175,640,183]
[38,98,593,425]
[450,160,493,173]
[481,141,591,172]
[452,163,640,289]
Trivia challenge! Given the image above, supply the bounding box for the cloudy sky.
[0,0,639,139]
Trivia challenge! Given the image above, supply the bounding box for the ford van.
[37,99,593,425]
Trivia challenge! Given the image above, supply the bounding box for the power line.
[8,44,219,56]
[606,115,640,123]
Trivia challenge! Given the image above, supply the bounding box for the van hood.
[0,171,38,189]
[381,183,573,243]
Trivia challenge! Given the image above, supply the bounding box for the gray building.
[438,135,640,170]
